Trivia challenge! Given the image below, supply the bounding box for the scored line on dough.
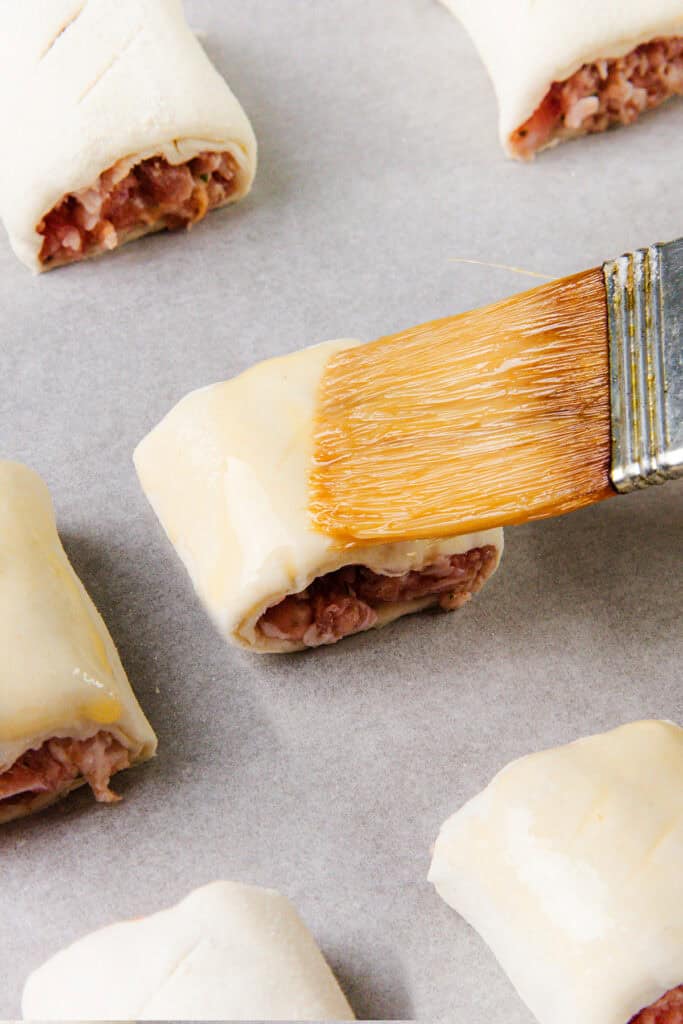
[40,2,88,61]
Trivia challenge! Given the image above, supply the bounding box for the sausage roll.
[0,461,157,824]
[22,881,355,1021]
[429,720,683,1024]
[134,340,504,653]
[441,0,683,158]
[0,0,256,271]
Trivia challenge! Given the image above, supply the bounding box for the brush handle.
[604,239,683,492]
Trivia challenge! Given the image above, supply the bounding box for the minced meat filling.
[38,150,239,266]
[511,37,683,158]
[258,546,498,647]
[630,987,683,1024]
[0,732,131,808]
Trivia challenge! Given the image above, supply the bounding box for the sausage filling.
[38,150,239,267]
[258,546,498,647]
[0,732,131,813]
[510,37,683,158]
[631,987,683,1024]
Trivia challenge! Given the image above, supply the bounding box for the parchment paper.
[1,1,681,1021]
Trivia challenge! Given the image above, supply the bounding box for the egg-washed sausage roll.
[0,0,256,271]
[441,0,683,158]
[22,881,355,1021]
[134,340,504,653]
[429,720,683,1024]
[0,462,157,824]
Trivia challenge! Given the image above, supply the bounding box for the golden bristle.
[311,268,614,543]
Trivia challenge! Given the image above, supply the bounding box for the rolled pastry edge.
[0,778,87,827]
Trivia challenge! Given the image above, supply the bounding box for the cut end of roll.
[509,36,683,159]
[311,268,613,543]
[256,546,500,648]
[0,732,132,824]
[630,986,683,1023]
[38,149,246,270]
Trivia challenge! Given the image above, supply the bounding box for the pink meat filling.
[38,150,239,267]
[631,987,683,1023]
[0,732,131,811]
[510,37,683,158]
[258,545,498,647]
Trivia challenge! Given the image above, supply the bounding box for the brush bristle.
[311,268,614,542]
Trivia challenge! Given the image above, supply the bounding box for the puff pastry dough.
[0,0,256,270]
[442,0,683,157]
[22,881,355,1021]
[0,461,156,823]
[429,720,683,1024]
[134,340,504,652]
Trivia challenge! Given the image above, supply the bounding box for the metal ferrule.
[604,238,683,492]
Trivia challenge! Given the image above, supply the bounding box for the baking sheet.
[1,1,682,1021]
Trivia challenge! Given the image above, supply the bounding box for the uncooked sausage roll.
[0,0,257,271]
[0,462,157,824]
[441,0,683,158]
[22,881,355,1021]
[134,340,504,653]
[429,720,683,1024]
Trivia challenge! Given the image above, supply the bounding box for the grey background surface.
[1,1,682,1021]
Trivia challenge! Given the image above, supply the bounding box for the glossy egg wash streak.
[311,268,613,542]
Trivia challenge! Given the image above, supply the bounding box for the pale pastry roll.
[134,340,504,653]
[22,881,355,1021]
[441,0,683,158]
[0,0,256,271]
[428,720,683,1024]
[0,462,157,824]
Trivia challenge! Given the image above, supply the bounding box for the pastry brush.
[311,239,683,542]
